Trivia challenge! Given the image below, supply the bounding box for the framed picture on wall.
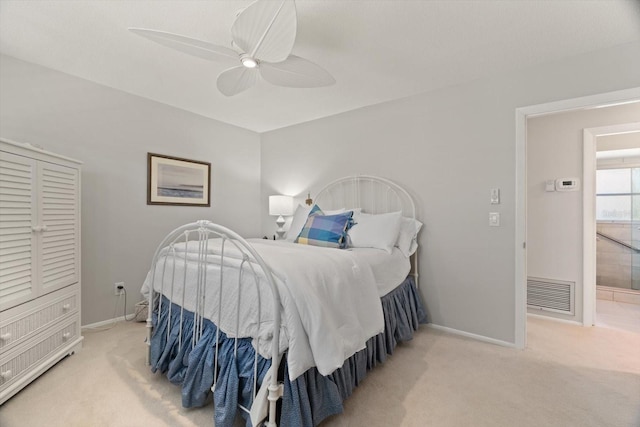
[147,153,211,206]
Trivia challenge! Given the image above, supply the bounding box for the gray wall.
[260,41,640,345]
[2,38,640,341]
[0,55,262,325]
[527,103,640,322]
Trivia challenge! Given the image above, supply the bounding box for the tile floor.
[596,298,640,334]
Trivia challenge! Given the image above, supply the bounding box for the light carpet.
[1,316,638,427]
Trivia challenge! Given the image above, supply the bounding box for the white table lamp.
[269,195,294,239]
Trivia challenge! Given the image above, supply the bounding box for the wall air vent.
[527,277,575,315]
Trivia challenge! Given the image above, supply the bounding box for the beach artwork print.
[148,153,211,206]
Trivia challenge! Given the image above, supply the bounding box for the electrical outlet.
[114,282,125,296]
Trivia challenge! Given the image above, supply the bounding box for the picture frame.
[147,153,211,206]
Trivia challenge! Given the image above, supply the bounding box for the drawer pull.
[0,333,11,341]
[0,370,12,380]
[62,332,72,341]
[62,303,71,311]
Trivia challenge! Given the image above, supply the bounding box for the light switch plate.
[489,212,500,226]
[490,188,500,204]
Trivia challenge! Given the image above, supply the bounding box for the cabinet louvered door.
[0,152,37,311]
[38,162,79,295]
[0,140,82,406]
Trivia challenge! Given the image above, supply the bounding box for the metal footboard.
[145,220,283,427]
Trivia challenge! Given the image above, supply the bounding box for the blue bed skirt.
[149,276,427,427]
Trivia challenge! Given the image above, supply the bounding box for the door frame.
[515,87,640,349]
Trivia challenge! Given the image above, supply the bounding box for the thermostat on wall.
[555,178,579,191]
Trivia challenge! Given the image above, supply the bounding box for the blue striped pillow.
[295,210,354,249]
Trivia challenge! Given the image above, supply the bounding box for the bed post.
[412,248,419,289]
[264,267,284,427]
[145,313,152,366]
[266,377,283,427]
[146,273,154,366]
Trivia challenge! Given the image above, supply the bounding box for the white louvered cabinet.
[0,139,83,405]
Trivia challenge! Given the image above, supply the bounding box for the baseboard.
[526,313,583,326]
[426,323,517,348]
[82,315,128,330]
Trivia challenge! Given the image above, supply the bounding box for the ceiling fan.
[129,0,335,96]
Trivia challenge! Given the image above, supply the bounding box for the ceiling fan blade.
[260,55,335,88]
[217,66,260,96]
[232,0,296,63]
[129,28,238,63]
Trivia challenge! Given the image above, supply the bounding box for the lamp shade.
[269,195,294,216]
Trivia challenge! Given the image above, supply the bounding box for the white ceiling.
[1,0,639,133]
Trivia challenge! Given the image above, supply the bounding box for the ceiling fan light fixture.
[241,55,258,69]
[131,0,335,96]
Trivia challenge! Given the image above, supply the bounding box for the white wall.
[0,55,262,326]
[527,103,640,322]
[261,41,640,345]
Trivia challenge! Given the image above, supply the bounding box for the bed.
[142,175,427,427]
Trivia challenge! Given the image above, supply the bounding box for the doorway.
[515,89,640,349]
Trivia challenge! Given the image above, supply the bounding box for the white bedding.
[348,246,411,297]
[142,238,386,380]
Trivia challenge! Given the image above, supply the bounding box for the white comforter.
[142,238,384,380]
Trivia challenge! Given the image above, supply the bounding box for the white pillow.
[396,217,423,257]
[323,208,346,215]
[285,204,312,241]
[348,211,402,253]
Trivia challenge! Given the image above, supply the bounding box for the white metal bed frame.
[144,175,418,427]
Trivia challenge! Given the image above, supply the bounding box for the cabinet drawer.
[0,285,78,355]
[0,318,79,393]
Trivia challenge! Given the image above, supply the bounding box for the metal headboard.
[315,175,416,218]
[314,175,420,287]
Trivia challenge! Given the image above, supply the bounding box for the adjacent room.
[1,1,639,426]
